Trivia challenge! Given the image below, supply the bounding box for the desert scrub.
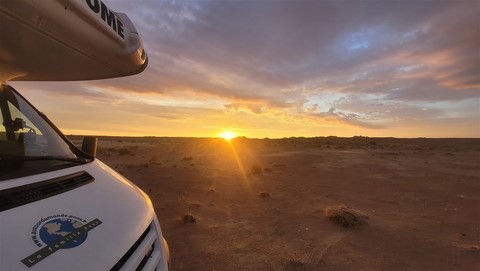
[182,213,196,223]
[250,165,263,175]
[259,192,271,198]
[325,205,368,228]
[284,259,306,271]
[117,146,138,156]
[96,147,115,156]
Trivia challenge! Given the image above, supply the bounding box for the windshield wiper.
[0,155,91,165]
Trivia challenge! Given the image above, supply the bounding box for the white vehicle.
[0,1,170,270]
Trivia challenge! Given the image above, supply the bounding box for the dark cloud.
[104,0,479,100]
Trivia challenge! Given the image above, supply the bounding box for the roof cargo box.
[0,0,148,81]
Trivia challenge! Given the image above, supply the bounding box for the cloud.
[113,1,476,96]
[307,107,385,129]
[224,103,265,114]
[11,0,479,137]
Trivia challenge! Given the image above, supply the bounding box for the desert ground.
[70,136,479,271]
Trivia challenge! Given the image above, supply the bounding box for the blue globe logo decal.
[23,215,102,268]
[38,218,87,249]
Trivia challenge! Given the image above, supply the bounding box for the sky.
[12,0,480,138]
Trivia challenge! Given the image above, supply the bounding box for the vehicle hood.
[0,159,160,271]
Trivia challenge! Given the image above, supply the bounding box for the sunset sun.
[220,131,238,141]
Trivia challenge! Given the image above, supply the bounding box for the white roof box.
[0,0,148,81]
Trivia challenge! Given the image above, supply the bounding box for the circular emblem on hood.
[23,214,102,268]
[38,218,88,249]
[30,214,93,249]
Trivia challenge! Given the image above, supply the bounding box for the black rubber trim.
[0,171,94,212]
[111,224,152,271]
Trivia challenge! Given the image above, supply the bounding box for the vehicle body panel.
[0,0,147,81]
[0,160,169,270]
[0,0,169,270]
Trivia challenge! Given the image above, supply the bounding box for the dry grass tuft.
[259,192,271,198]
[116,145,138,156]
[250,165,263,175]
[325,205,368,228]
[284,259,306,271]
[182,213,196,223]
[117,147,133,156]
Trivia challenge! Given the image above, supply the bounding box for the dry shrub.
[250,165,263,175]
[284,259,306,271]
[325,205,368,228]
[259,192,271,198]
[117,147,133,156]
[182,213,196,223]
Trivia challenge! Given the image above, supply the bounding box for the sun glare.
[220,131,238,141]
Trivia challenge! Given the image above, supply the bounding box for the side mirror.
[81,136,98,157]
[12,118,26,131]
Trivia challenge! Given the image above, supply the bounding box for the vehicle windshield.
[1,84,88,180]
